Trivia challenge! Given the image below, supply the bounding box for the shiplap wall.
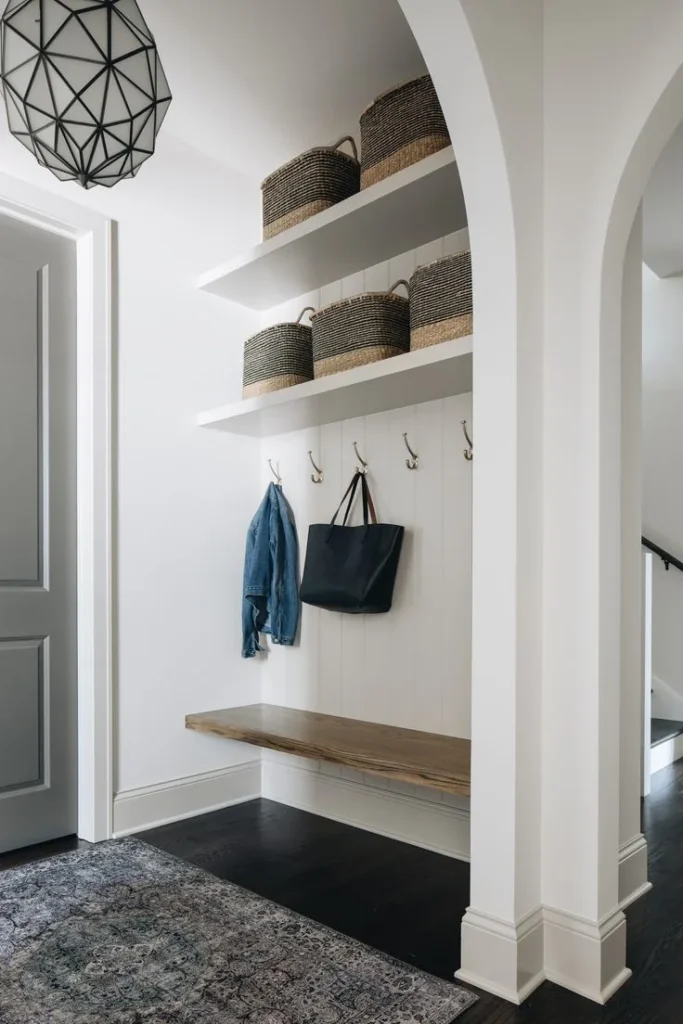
[258,230,473,858]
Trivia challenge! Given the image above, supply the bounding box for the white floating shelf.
[197,337,473,438]
[198,148,466,310]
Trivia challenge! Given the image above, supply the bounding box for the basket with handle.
[410,250,473,349]
[242,306,315,399]
[261,136,360,240]
[360,74,451,189]
[311,280,410,379]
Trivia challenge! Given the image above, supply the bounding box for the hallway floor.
[3,762,682,1023]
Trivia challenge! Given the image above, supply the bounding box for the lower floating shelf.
[197,335,473,438]
[185,703,471,797]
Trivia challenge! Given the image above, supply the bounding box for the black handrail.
[642,536,683,573]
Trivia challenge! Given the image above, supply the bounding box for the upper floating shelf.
[197,336,473,438]
[197,147,466,310]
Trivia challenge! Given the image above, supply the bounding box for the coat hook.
[268,459,282,485]
[403,432,420,470]
[461,420,474,461]
[308,450,324,484]
[353,441,369,474]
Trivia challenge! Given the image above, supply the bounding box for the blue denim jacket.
[242,483,299,658]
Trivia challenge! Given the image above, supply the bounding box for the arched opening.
[598,58,683,910]
[176,0,531,1007]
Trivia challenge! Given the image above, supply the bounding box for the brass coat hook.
[461,420,473,461]
[268,459,282,485]
[403,432,420,470]
[308,450,324,484]
[353,441,369,474]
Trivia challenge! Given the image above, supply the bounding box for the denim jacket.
[242,483,299,658]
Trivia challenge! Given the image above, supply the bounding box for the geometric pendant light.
[0,0,172,189]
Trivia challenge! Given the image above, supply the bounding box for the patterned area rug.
[0,838,477,1023]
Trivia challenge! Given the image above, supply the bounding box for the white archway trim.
[0,172,113,844]
[399,0,545,1004]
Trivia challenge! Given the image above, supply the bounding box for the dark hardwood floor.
[3,762,683,1023]
[142,763,683,1024]
[0,833,86,872]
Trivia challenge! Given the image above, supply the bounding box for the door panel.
[0,639,43,791]
[0,265,40,584]
[0,215,77,853]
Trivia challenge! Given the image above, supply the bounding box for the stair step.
[651,718,683,748]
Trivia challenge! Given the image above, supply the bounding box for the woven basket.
[360,75,450,189]
[311,281,410,378]
[410,251,472,349]
[261,136,360,240]
[242,307,315,399]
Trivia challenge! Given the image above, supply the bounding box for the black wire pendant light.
[0,0,172,189]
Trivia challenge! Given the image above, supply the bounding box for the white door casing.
[0,215,77,852]
[0,173,113,844]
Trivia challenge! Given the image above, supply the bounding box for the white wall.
[643,264,683,715]
[0,125,264,802]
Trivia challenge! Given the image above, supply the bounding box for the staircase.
[651,718,683,774]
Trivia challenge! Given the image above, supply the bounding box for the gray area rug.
[0,838,477,1023]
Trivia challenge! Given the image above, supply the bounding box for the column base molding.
[458,904,634,1005]
[619,834,652,910]
[544,906,631,1004]
[456,906,545,1005]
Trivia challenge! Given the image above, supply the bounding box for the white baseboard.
[618,835,652,910]
[651,731,683,774]
[261,757,470,861]
[113,760,261,837]
[543,906,631,1004]
[456,906,545,1004]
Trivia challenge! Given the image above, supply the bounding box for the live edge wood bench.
[185,704,471,797]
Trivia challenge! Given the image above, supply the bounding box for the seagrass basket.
[311,281,410,378]
[242,307,315,399]
[410,251,473,349]
[360,75,451,189]
[261,136,360,240]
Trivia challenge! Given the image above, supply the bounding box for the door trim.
[0,173,113,843]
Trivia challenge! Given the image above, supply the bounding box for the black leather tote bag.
[300,471,404,614]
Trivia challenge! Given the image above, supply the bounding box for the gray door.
[0,213,77,853]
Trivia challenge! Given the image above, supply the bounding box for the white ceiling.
[142,0,427,182]
[643,124,683,278]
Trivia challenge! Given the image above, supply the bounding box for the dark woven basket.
[261,136,360,240]
[242,307,315,399]
[360,75,450,189]
[311,281,410,378]
[410,251,473,349]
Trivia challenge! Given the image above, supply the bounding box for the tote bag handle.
[330,471,378,527]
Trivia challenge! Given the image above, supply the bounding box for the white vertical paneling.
[316,277,344,725]
[253,235,472,821]
[413,399,445,733]
[442,392,473,737]
[260,395,471,730]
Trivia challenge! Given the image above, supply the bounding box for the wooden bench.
[185,704,471,797]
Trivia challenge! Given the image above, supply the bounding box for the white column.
[618,211,651,909]
[401,0,544,1003]
[541,124,631,1011]
[453,0,545,1004]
